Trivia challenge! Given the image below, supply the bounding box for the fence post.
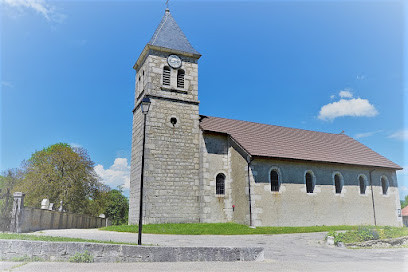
[10,192,25,233]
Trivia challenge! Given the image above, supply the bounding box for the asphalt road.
[1,229,407,271]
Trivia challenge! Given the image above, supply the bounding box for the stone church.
[129,9,403,227]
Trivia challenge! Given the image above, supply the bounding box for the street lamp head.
[141,97,151,114]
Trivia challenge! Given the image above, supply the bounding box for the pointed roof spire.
[148,9,200,56]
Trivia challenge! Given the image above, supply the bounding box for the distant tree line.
[0,143,128,226]
[401,196,408,209]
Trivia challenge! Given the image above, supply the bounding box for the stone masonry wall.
[129,49,200,224]
[0,240,264,262]
[230,142,250,225]
[250,158,402,227]
[16,207,107,233]
[142,98,200,223]
[199,133,402,227]
[200,133,250,225]
[129,106,144,225]
[199,133,232,223]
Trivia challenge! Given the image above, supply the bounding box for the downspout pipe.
[369,168,377,226]
[246,155,254,228]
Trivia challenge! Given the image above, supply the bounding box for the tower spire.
[147,7,200,56]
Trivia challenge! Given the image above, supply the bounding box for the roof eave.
[133,44,201,71]
[251,154,403,171]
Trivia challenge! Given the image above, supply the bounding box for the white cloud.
[330,94,336,100]
[318,98,378,121]
[339,90,353,98]
[356,75,366,80]
[400,186,408,192]
[389,130,408,141]
[94,158,131,189]
[1,0,65,23]
[355,130,382,139]
[69,143,82,148]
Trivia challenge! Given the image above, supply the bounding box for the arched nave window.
[381,176,389,195]
[216,173,225,195]
[305,172,314,193]
[359,175,367,195]
[334,173,343,194]
[270,170,279,192]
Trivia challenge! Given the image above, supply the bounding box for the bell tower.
[129,9,201,224]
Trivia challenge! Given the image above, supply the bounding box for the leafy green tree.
[14,143,106,215]
[0,168,21,192]
[84,183,110,216]
[0,169,21,230]
[105,188,129,225]
[401,195,408,209]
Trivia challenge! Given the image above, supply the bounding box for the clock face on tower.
[167,55,182,69]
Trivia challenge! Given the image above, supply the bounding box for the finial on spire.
[165,0,170,10]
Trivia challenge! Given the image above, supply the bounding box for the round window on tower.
[168,115,180,128]
[170,117,177,126]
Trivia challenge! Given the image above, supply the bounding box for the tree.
[14,143,106,215]
[401,195,408,209]
[0,169,22,230]
[105,188,129,225]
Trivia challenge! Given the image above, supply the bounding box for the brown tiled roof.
[199,116,402,170]
[402,206,408,217]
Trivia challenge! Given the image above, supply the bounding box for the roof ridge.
[150,10,169,45]
[201,115,349,137]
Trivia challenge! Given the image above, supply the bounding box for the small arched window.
[270,170,279,192]
[305,172,314,193]
[334,174,342,194]
[163,66,171,86]
[359,175,366,195]
[381,176,388,195]
[177,69,185,88]
[216,173,225,195]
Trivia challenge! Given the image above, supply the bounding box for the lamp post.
[138,97,151,245]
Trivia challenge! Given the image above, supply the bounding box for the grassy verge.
[100,223,360,235]
[327,226,408,245]
[0,233,139,246]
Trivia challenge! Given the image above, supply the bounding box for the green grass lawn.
[100,222,361,235]
[0,233,139,246]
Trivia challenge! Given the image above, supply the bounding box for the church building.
[129,9,403,227]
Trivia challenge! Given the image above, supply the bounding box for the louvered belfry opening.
[270,170,279,192]
[381,177,388,195]
[163,66,171,85]
[335,174,342,194]
[359,176,366,194]
[177,69,185,88]
[306,172,314,193]
[216,173,225,195]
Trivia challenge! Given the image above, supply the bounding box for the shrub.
[69,251,94,263]
[356,226,379,241]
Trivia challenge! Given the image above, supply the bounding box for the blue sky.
[1,0,407,198]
